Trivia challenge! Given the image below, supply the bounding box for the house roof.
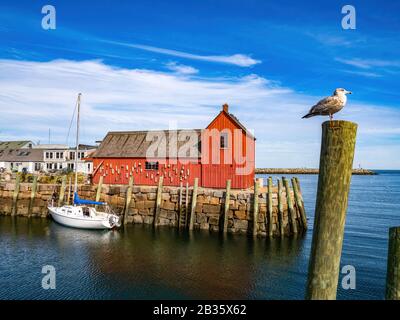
[68,144,98,150]
[0,141,32,150]
[0,148,44,162]
[207,110,255,140]
[92,130,201,158]
[33,144,68,150]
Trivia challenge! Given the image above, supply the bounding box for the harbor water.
[0,170,399,299]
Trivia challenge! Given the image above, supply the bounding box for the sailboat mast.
[74,93,81,195]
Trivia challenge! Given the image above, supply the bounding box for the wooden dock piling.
[11,173,21,216]
[292,177,307,229]
[277,179,284,237]
[58,175,67,207]
[123,176,134,225]
[28,175,38,217]
[283,177,297,234]
[67,176,72,205]
[95,175,103,208]
[306,120,357,300]
[185,182,189,227]
[189,178,198,230]
[386,227,400,300]
[223,179,231,233]
[153,176,164,227]
[267,177,273,237]
[178,182,183,228]
[253,179,259,237]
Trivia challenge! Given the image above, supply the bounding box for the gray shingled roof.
[227,112,255,139]
[0,148,44,162]
[0,141,32,150]
[92,130,201,158]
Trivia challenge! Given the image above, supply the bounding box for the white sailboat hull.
[48,206,120,230]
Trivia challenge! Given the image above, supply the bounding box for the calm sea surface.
[0,170,399,300]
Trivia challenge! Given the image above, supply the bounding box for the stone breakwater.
[0,179,307,237]
[255,168,375,175]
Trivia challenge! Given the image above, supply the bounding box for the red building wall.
[201,110,255,189]
[92,107,255,189]
[92,158,202,187]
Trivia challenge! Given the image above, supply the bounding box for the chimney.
[222,103,229,113]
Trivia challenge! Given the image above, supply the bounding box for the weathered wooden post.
[386,226,400,300]
[267,177,273,237]
[222,179,231,233]
[28,175,38,217]
[123,176,134,225]
[277,179,284,237]
[58,175,67,207]
[283,177,297,234]
[292,177,307,229]
[252,179,259,237]
[306,120,357,300]
[189,178,198,231]
[67,176,72,205]
[11,173,21,216]
[178,182,183,228]
[95,175,103,209]
[153,175,163,227]
[185,182,189,227]
[294,177,306,222]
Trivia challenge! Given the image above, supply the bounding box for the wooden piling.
[95,175,103,206]
[58,175,67,207]
[153,175,164,227]
[277,179,284,237]
[185,182,189,227]
[253,179,259,237]
[11,174,21,216]
[294,177,306,223]
[189,178,198,231]
[67,176,72,205]
[222,179,231,233]
[123,176,134,225]
[306,120,357,300]
[28,175,38,217]
[386,227,400,300]
[267,177,273,237]
[292,177,307,229]
[178,182,183,228]
[294,177,302,194]
[283,177,297,234]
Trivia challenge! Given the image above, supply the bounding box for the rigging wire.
[66,97,79,146]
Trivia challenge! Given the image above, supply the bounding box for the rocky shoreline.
[0,179,307,237]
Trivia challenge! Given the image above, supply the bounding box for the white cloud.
[0,58,398,168]
[341,69,382,78]
[104,41,261,67]
[336,57,400,69]
[165,62,198,75]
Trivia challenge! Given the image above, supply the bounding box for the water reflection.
[0,217,306,299]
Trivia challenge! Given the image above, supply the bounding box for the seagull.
[302,88,352,124]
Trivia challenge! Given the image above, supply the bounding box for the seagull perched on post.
[302,88,352,124]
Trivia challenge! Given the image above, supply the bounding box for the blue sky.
[0,0,399,168]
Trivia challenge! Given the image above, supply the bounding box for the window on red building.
[145,161,159,170]
[220,132,228,149]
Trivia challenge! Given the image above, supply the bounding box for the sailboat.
[48,93,121,230]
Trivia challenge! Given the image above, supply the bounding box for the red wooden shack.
[91,104,255,189]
